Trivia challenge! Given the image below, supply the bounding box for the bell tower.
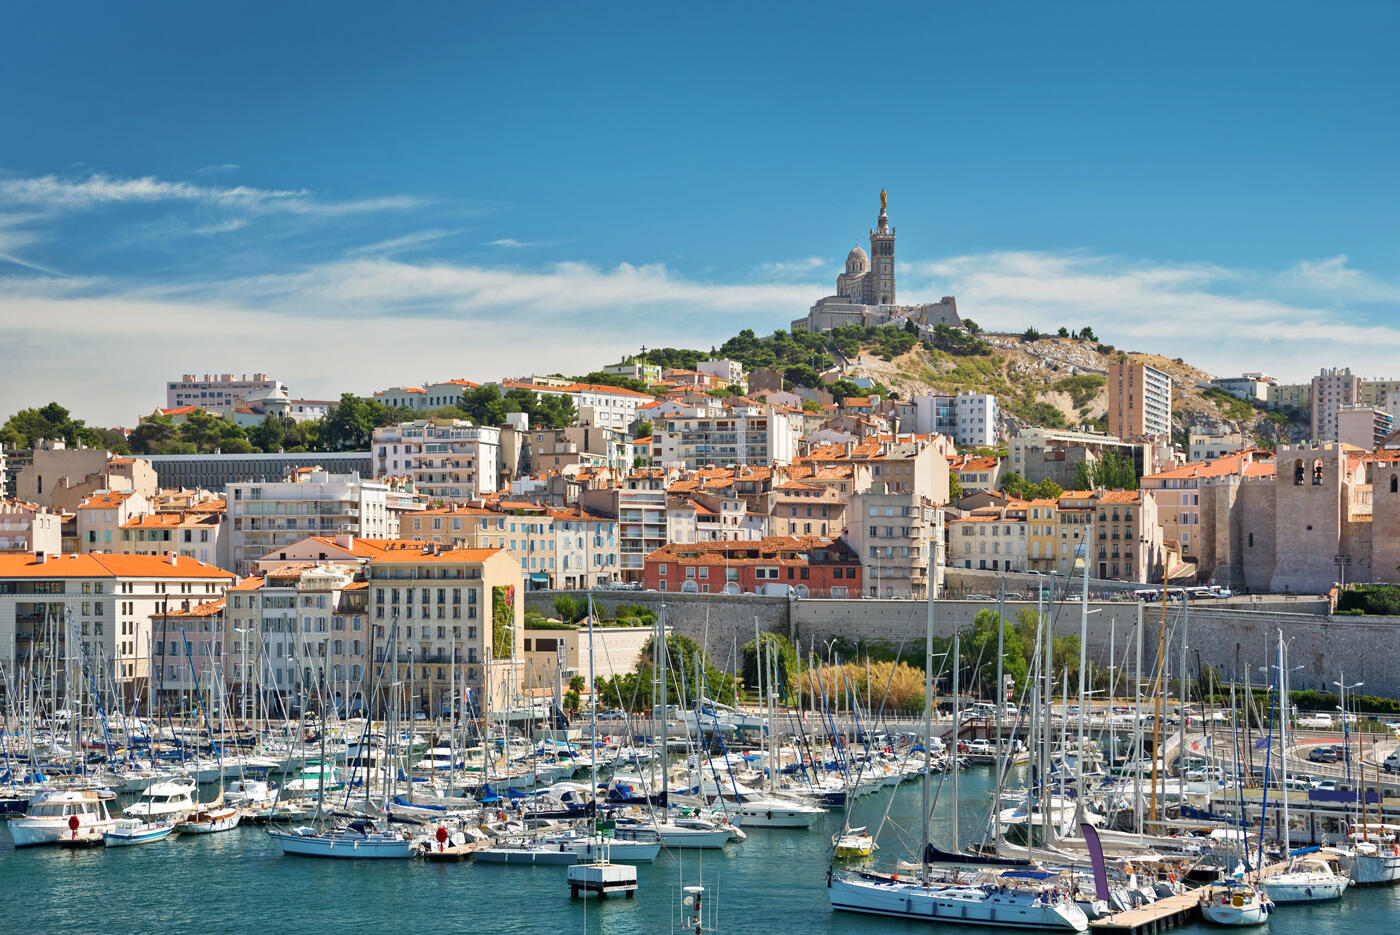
[869,188,896,306]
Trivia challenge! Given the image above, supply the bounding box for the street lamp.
[1333,676,1364,784]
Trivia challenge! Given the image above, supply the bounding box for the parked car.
[1308,746,1340,763]
[1382,751,1400,773]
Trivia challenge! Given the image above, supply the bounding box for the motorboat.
[11,787,116,848]
[224,779,279,809]
[732,794,825,828]
[124,778,197,820]
[1344,832,1400,885]
[833,826,877,858]
[104,818,175,847]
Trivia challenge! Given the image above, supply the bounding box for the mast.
[951,631,960,855]
[1133,600,1144,839]
[993,576,1005,849]
[1149,559,1171,823]
[659,604,668,805]
[1277,630,1290,851]
[586,592,600,846]
[1074,525,1091,825]
[1178,591,1190,793]
[920,566,934,884]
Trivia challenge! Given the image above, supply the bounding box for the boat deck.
[1090,861,1288,935]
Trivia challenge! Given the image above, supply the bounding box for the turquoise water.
[3,771,1398,934]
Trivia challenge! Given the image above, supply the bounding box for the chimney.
[335,534,354,550]
[167,551,179,566]
[35,551,46,565]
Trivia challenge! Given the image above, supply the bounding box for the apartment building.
[1210,373,1275,403]
[0,552,235,703]
[953,391,1000,446]
[0,500,62,554]
[650,403,801,470]
[579,471,672,583]
[1107,359,1172,440]
[1336,406,1393,450]
[499,381,653,433]
[842,491,944,599]
[1187,428,1248,462]
[119,510,223,565]
[1027,490,1164,581]
[372,419,501,500]
[1311,367,1362,441]
[366,544,522,715]
[224,563,370,711]
[370,379,479,412]
[76,490,155,553]
[644,536,862,598]
[226,470,394,575]
[765,481,845,538]
[167,373,281,410]
[948,501,1028,572]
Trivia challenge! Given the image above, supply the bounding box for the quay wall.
[525,592,1400,699]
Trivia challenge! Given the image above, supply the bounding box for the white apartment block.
[372,420,500,500]
[371,379,479,412]
[1188,428,1248,462]
[912,393,957,438]
[953,391,1000,446]
[167,373,281,410]
[500,381,652,433]
[226,471,392,575]
[1210,373,1274,403]
[1311,367,1362,441]
[0,552,234,699]
[697,358,745,387]
[651,404,801,469]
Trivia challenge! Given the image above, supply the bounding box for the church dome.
[845,245,868,274]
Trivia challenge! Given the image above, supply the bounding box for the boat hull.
[269,828,416,859]
[829,877,1089,931]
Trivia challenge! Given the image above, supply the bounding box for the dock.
[1089,861,1288,935]
[567,861,638,899]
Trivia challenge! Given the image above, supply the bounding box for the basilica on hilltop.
[791,191,962,334]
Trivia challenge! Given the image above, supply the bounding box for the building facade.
[842,491,943,599]
[644,536,862,598]
[1107,359,1172,440]
[372,419,501,500]
[226,470,394,575]
[167,373,281,410]
[1311,367,1362,441]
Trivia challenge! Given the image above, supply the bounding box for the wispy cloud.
[0,171,426,217]
[349,229,462,257]
[757,256,827,278]
[485,237,559,248]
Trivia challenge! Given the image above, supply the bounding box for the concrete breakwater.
[526,589,1400,700]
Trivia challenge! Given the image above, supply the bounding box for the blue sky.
[2,2,1398,423]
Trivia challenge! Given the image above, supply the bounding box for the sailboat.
[268,669,418,859]
[567,592,639,898]
[828,602,1089,932]
[1262,847,1349,904]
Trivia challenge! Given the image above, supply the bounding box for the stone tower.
[1370,455,1400,585]
[1271,443,1346,593]
[869,190,896,306]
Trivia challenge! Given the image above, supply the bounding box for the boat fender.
[766,811,773,820]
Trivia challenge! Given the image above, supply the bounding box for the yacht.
[124,778,197,820]
[11,787,116,847]
[732,794,825,828]
[176,805,242,834]
[1262,849,1349,904]
[829,872,1089,931]
[269,819,418,858]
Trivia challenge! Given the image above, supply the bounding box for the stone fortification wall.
[527,590,1400,698]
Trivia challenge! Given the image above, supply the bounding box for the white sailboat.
[829,608,1089,932]
[1262,849,1349,904]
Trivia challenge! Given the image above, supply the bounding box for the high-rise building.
[372,420,500,500]
[1107,359,1172,440]
[1310,367,1362,441]
[226,470,395,575]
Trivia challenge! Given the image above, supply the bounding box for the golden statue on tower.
[880,188,887,214]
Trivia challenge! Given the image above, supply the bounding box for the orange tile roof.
[157,406,203,416]
[78,491,135,510]
[150,598,225,618]
[1096,490,1142,503]
[228,576,266,591]
[0,553,234,579]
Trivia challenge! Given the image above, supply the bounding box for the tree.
[1079,326,1097,342]
[801,398,822,413]
[948,469,963,501]
[961,610,1029,699]
[962,318,981,335]
[633,421,653,439]
[0,402,108,450]
[491,586,515,658]
[461,385,510,426]
[1057,326,1070,338]
[128,415,179,454]
[321,393,378,450]
[553,595,582,624]
[784,364,820,390]
[741,632,799,699]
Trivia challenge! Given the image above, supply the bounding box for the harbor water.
[4,767,1399,934]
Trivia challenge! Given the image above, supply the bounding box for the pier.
[1090,860,1290,935]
